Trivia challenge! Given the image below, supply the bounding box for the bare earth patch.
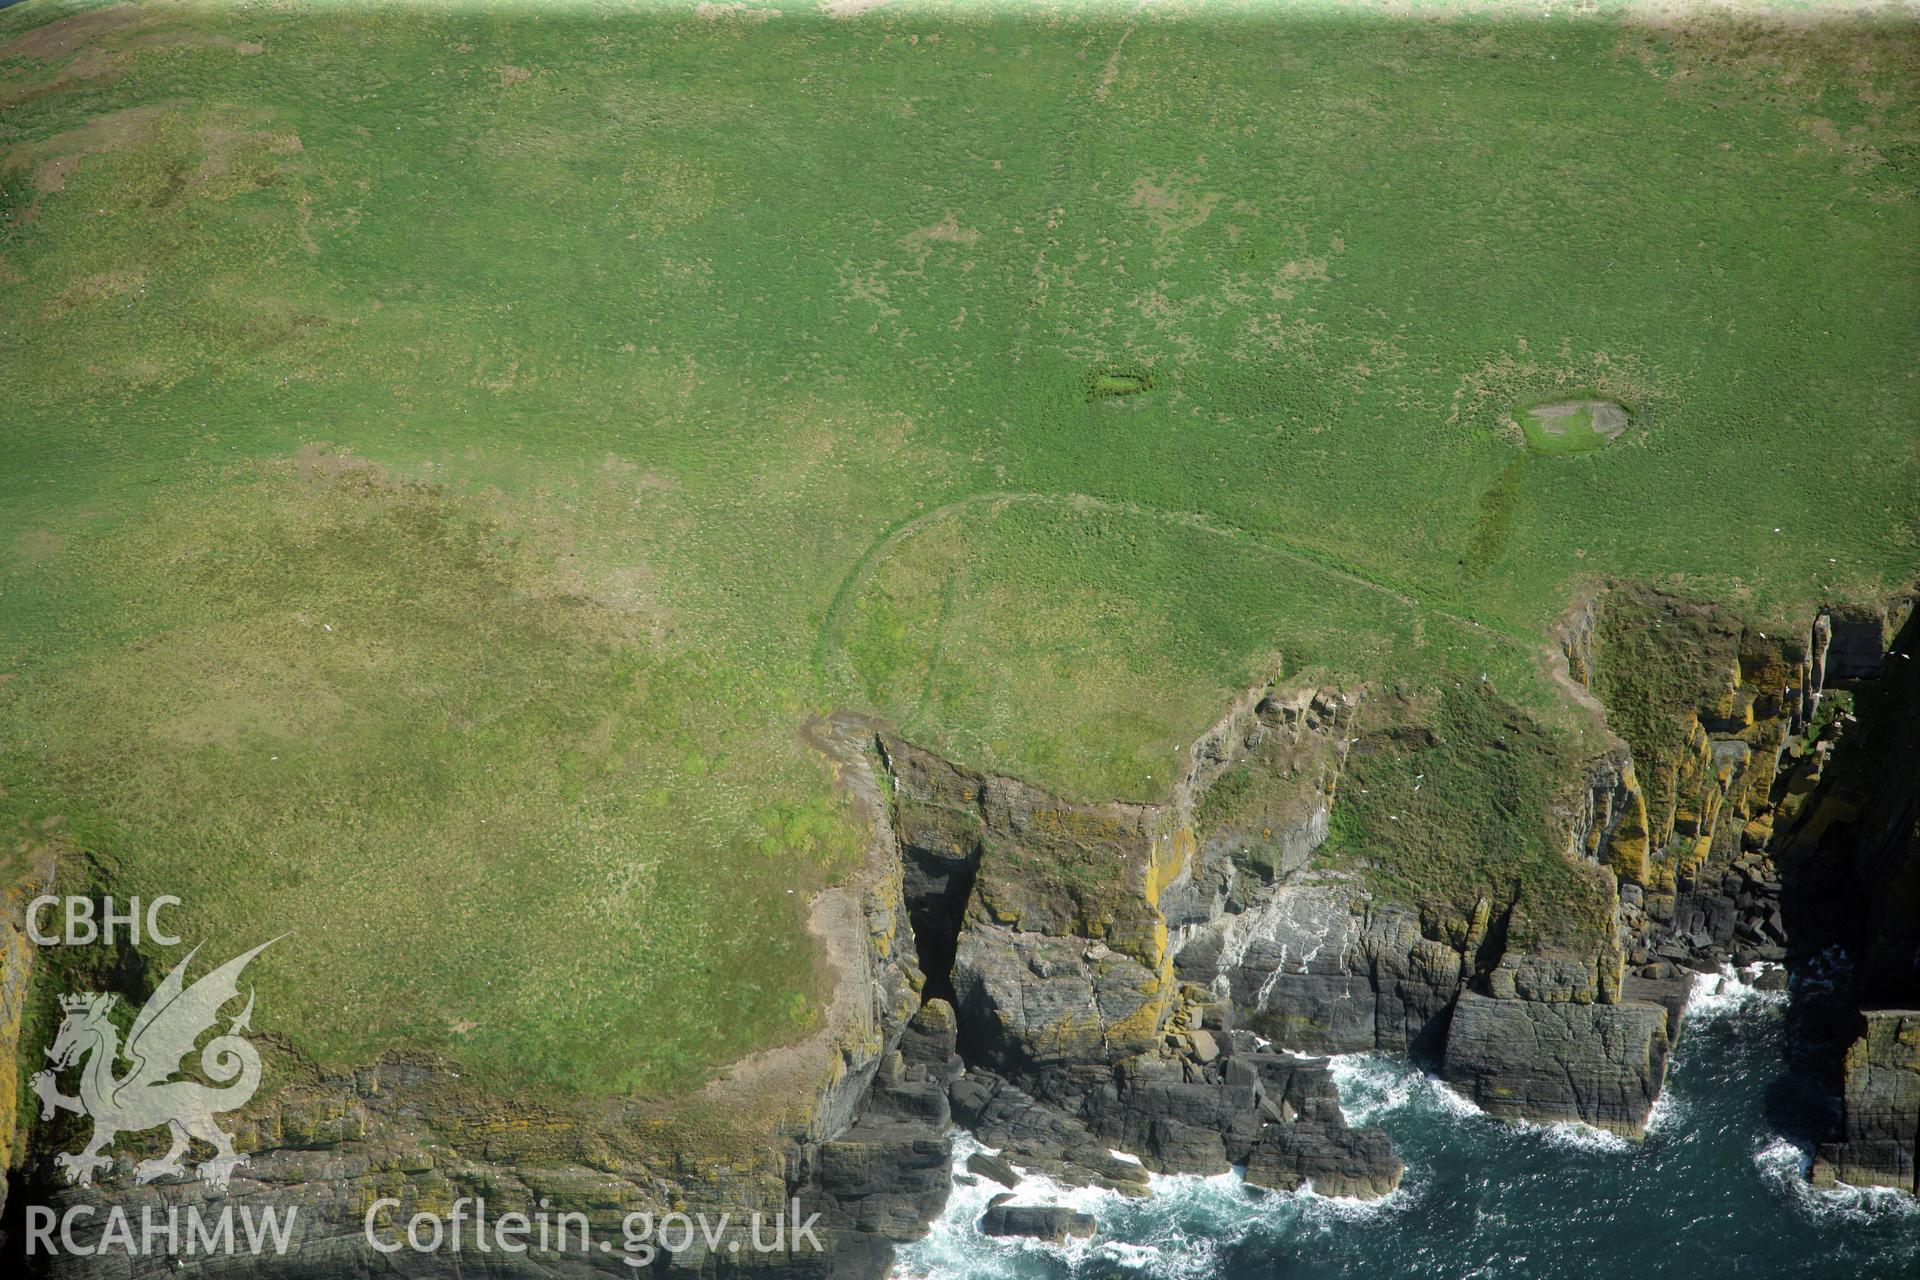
[696,2,782,19]
[1530,398,1629,440]
[8,528,66,570]
[193,117,305,196]
[899,213,981,251]
[2,8,262,108]
[0,1,151,62]
[1130,173,1224,235]
[2,104,169,224]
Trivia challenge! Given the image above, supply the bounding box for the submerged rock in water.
[978,1203,1097,1242]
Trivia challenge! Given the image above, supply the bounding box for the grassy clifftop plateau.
[2,0,1916,1098]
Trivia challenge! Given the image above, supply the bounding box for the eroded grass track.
[1,0,1915,1097]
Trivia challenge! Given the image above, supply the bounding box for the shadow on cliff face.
[1773,604,1920,1177]
[1778,604,1919,1004]
[899,837,981,1013]
[0,1177,50,1280]
[2,918,158,1278]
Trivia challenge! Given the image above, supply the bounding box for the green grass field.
[2,0,1916,1100]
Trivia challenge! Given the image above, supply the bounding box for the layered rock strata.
[10,589,1918,1279]
[880,686,1409,1198]
[6,714,955,1280]
[1790,603,1920,1191]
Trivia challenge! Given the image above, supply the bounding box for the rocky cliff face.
[884,585,1919,1160]
[1820,1010,1920,1195]
[1568,588,1920,1193]
[9,589,1917,1275]
[6,713,959,1280]
[879,668,1680,1184]
[1562,587,1818,972]
[881,685,1407,1200]
[1783,603,1920,1193]
[1158,681,1677,1138]
[0,850,54,1227]
[1162,692,1464,1062]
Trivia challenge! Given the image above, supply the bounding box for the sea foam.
[1684,961,1787,1021]
[1752,1135,1920,1225]
[1325,1050,1633,1152]
[891,1130,1402,1279]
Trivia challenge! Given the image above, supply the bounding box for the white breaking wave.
[1649,960,1786,1140]
[1326,1051,1447,1126]
[1325,1051,1635,1152]
[892,1132,1114,1279]
[1693,961,1920,1225]
[1644,1069,1687,1136]
[891,961,1916,1278]
[1752,1135,1920,1225]
[891,1129,1404,1280]
[1684,961,1788,1021]
[1506,1113,1635,1154]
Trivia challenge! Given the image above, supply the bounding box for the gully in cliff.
[852,586,1920,1261]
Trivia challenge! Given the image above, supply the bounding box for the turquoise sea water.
[894,972,1918,1280]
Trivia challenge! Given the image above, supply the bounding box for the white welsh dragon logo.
[31,938,279,1191]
